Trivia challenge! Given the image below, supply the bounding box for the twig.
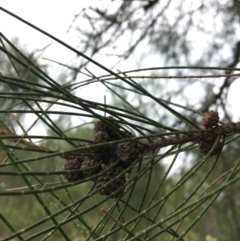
[73,73,240,89]
[101,208,142,240]
[149,123,240,150]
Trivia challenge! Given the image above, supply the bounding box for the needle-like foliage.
[1,6,240,241]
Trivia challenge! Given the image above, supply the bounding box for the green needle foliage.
[1,7,240,241]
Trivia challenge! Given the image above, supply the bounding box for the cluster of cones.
[63,111,220,197]
[63,116,144,198]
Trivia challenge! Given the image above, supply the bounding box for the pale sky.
[0,1,142,100]
[0,1,112,134]
[0,1,94,77]
[1,1,126,113]
[0,1,89,48]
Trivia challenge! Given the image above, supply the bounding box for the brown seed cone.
[94,116,130,141]
[201,110,219,129]
[63,158,85,182]
[94,116,115,132]
[101,147,117,165]
[92,131,116,164]
[198,138,222,156]
[93,131,111,143]
[95,165,126,198]
[80,157,102,179]
[117,141,143,164]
